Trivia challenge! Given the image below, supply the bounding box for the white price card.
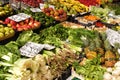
[20,42,55,57]
[20,42,44,57]
[8,13,31,22]
[39,3,44,10]
[30,8,42,12]
[106,29,120,46]
[39,3,55,10]
[43,44,55,50]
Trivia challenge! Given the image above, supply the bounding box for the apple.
[12,26,17,29]
[55,16,60,20]
[7,23,12,27]
[25,18,29,23]
[5,18,10,24]
[16,24,21,28]
[46,12,50,16]
[58,9,64,15]
[10,20,17,26]
[9,29,15,34]
[17,27,23,31]
[0,28,4,33]
[54,11,59,16]
[50,11,54,15]
[19,21,24,26]
[4,27,10,32]
[34,22,40,28]
[5,31,9,36]
[49,7,54,11]
[0,32,4,38]
[29,21,34,26]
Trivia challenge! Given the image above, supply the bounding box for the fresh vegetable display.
[0,1,120,80]
[73,58,106,80]
[4,17,40,31]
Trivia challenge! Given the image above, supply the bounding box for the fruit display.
[0,24,15,41]
[78,0,100,6]
[22,8,56,27]
[0,4,13,18]
[42,7,67,21]
[4,17,40,31]
[15,0,43,7]
[48,0,88,15]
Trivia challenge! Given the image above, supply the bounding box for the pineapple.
[105,50,116,67]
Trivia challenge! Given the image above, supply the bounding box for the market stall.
[0,0,120,80]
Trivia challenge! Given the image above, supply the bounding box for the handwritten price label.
[20,42,55,57]
[9,13,31,22]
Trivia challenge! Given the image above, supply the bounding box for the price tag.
[106,29,120,46]
[8,13,31,22]
[39,3,55,10]
[118,49,120,55]
[49,5,55,9]
[20,42,44,57]
[40,3,44,10]
[30,8,42,12]
[20,42,55,57]
[43,44,55,50]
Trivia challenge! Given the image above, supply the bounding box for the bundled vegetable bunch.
[6,54,53,80]
[0,42,20,80]
[45,46,79,78]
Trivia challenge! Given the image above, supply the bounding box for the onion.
[115,61,120,67]
[106,67,113,73]
[104,72,112,80]
[112,69,120,76]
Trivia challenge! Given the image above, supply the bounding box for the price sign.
[106,29,120,46]
[39,3,55,10]
[40,3,44,10]
[30,8,42,12]
[8,13,31,22]
[20,42,55,57]
[20,42,44,57]
[43,44,55,50]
